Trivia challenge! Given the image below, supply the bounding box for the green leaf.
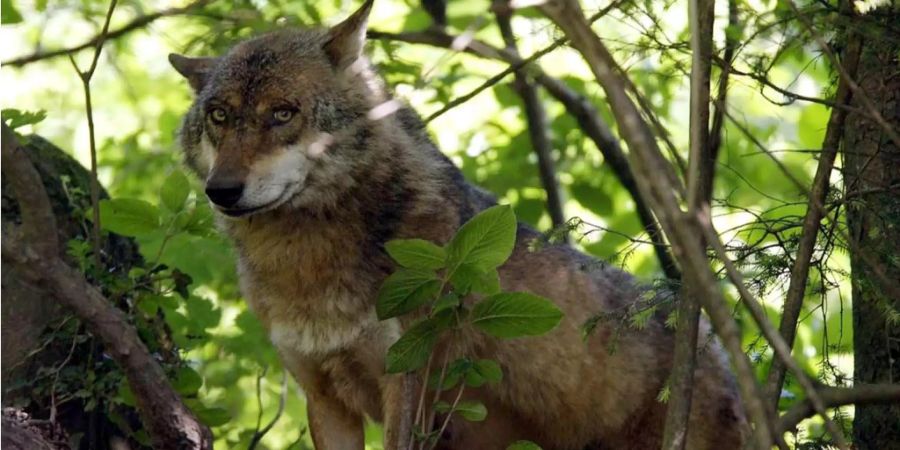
[450,264,501,295]
[474,359,503,384]
[507,440,543,450]
[447,205,517,273]
[1,0,23,24]
[160,170,191,212]
[196,406,230,427]
[471,292,563,338]
[386,319,440,373]
[431,293,460,316]
[99,198,160,236]
[2,109,46,129]
[172,366,203,396]
[385,238,446,269]
[455,400,487,422]
[377,269,442,319]
[116,382,136,407]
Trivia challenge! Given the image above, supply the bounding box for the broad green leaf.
[377,269,441,319]
[1,0,23,24]
[99,198,160,236]
[161,170,191,212]
[450,264,501,295]
[471,292,563,338]
[386,238,446,269]
[2,108,46,129]
[454,400,487,422]
[172,366,203,396]
[474,359,503,384]
[386,319,440,373]
[447,205,517,273]
[507,441,543,450]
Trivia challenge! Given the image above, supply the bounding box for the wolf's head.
[170,0,385,217]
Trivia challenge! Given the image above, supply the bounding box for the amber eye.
[209,108,227,124]
[273,109,294,124]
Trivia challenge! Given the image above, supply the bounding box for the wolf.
[169,1,747,448]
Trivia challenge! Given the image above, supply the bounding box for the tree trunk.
[843,8,900,449]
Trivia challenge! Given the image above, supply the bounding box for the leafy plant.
[377,205,561,449]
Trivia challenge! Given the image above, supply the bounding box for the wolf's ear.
[323,0,373,69]
[168,54,217,92]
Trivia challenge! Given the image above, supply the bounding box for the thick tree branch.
[1,124,213,450]
[494,3,567,236]
[662,0,714,447]
[2,0,211,67]
[765,19,863,413]
[778,384,900,434]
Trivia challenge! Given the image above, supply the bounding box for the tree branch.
[2,0,211,67]
[494,2,567,237]
[69,0,118,270]
[536,2,775,448]
[697,210,849,450]
[778,384,900,434]
[765,12,863,413]
[662,0,714,447]
[1,124,213,450]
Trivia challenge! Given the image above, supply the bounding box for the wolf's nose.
[205,181,244,208]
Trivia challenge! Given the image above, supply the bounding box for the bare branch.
[779,384,900,435]
[495,2,567,236]
[786,0,900,149]
[697,209,850,450]
[69,0,118,270]
[662,0,714,447]
[2,0,212,67]
[765,16,863,413]
[536,1,774,447]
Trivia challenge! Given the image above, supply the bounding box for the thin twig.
[69,0,118,270]
[786,0,900,150]
[697,208,850,450]
[428,384,465,450]
[248,369,289,450]
[3,0,212,67]
[423,1,621,123]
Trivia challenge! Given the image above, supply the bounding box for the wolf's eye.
[209,108,227,124]
[273,109,294,124]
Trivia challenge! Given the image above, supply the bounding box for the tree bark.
[842,8,900,449]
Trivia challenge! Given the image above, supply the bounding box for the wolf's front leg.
[382,373,417,450]
[306,390,365,450]
[278,349,365,449]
